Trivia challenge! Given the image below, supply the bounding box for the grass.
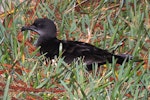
[0,0,150,99]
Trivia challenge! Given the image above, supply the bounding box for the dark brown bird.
[21,18,132,70]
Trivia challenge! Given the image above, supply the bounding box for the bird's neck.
[36,36,58,47]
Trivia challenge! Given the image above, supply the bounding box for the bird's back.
[61,40,114,65]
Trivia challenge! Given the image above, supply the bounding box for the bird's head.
[21,18,57,38]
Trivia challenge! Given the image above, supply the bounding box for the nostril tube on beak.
[21,26,27,31]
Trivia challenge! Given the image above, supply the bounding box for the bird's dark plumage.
[21,18,131,70]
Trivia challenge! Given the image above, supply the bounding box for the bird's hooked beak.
[21,25,39,34]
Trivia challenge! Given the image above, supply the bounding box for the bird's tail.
[114,54,142,64]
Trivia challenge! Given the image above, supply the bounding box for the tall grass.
[0,0,149,99]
